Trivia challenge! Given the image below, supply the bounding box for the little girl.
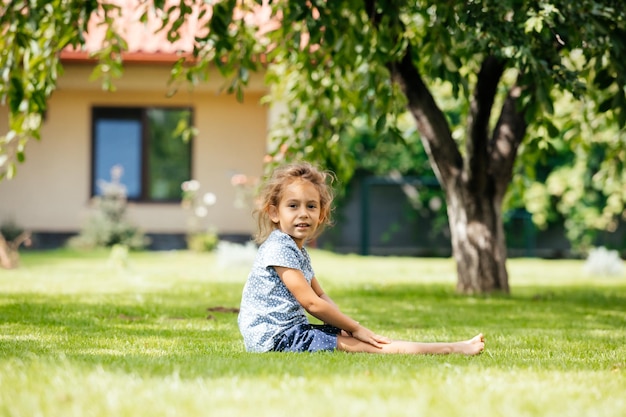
[238,161,485,355]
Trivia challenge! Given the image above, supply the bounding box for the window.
[92,107,193,201]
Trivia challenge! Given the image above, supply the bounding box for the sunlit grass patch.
[0,249,624,417]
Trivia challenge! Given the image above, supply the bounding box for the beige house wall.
[0,63,269,238]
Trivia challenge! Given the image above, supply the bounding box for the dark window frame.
[91,106,194,203]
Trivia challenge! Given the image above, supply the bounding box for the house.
[0,2,272,249]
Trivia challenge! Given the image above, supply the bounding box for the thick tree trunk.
[451,57,512,293]
[390,46,526,294]
[446,180,509,293]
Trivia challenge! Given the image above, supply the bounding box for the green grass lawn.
[1,249,624,417]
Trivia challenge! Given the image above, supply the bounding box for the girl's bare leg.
[337,333,485,355]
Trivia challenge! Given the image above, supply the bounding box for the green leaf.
[598,97,613,113]
[524,16,543,33]
[375,114,387,132]
[594,68,615,90]
[9,77,24,113]
[236,86,244,103]
[6,163,16,179]
[546,120,559,138]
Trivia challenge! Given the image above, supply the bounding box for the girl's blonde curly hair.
[253,161,335,244]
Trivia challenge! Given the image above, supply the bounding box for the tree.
[511,88,626,253]
[1,1,625,293]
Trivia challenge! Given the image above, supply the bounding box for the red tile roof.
[60,0,276,64]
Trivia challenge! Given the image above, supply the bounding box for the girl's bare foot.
[455,333,485,355]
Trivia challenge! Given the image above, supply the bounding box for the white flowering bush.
[69,165,148,250]
[181,180,218,252]
[216,240,258,269]
[583,246,624,277]
[230,173,259,210]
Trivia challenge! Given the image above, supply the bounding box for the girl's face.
[269,179,322,248]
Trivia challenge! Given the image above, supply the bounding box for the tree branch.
[490,81,528,199]
[466,56,505,195]
[389,44,462,189]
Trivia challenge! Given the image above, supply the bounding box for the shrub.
[186,230,219,253]
[181,180,219,252]
[583,246,624,277]
[68,166,149,250]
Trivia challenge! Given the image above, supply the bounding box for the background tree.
[184,0,626,293]
[1,1,625,293]
[511,88,626,254]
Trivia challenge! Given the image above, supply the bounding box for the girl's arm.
[311,277,338,308]
[312,277,344,330]
[274,266,390,348]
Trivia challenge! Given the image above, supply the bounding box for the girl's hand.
[351,325,392,348]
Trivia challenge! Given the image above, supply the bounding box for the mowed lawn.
[0,248,624,417]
